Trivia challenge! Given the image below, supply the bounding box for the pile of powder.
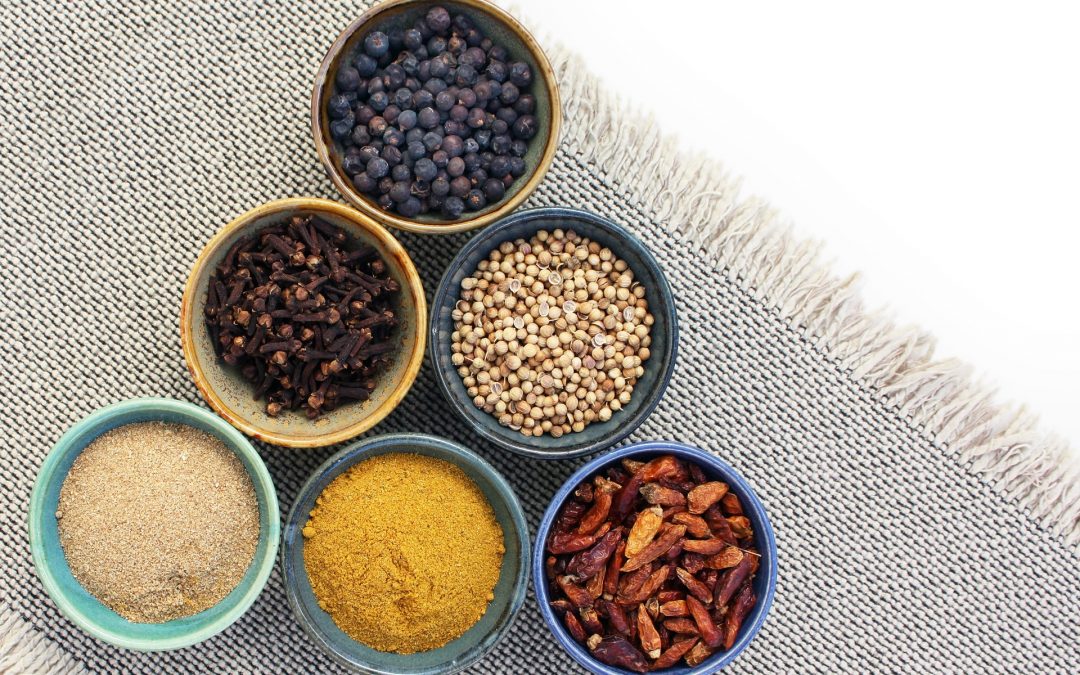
[302,453,504,654]
[56,421,259,623]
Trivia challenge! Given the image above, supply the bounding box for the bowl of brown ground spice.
[281,432,530,673]
[28,398,280,651]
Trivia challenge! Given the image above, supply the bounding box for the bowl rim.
[179,197,427,448]
[27,397,281,652]
[280,432,531,674]
[531,441,778,675]
[429,207,680,459]
[311,0,563,235]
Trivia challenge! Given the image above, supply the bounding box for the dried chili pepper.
[682,538,727,555]
[715,554,753,608]
[610,472,644,524]
[579,606,605,635]
[639,483,686,507]
[625,505,663,557]
[723,582,756,649]
[619,564,671,605]
[687,481,730,514]
[664,617,699,634]
[556,575,594,609]
[639,455,683,482]
[676,567,714,605]
[705,546,744,570]
[652,637,700,669]
[720,493,743,516]
[548,522,611,554]
[554,499,587,533]
[564,610,586,643]
[622,524,685,572]
[590,635,649,673]
[685,595,723,649]
[566,527,622,582]
[603,539,625,598]
[672,512,711,538]
[685,639,716,666]
[601,598,633,636]
[576,490,612,534]
[637,604,662,659]
[660,599,688,617]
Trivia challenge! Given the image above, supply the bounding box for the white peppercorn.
[451,229,653,437]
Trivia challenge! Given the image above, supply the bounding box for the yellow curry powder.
[302,453,505,654]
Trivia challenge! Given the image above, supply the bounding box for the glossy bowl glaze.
[430,207,679,459]
[312,0,562,234]
[180,198,426,448]
[281,433,530,674]
[532,442,778,675]
[28,398,280,651]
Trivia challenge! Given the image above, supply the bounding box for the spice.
[451,229,653,437]
[205,215,399,418]
[302,453,504,653]
[329,5,537,219]
[544,456,762,672]
[56,422,259,623]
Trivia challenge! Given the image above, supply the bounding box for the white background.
[511,0,1080,450]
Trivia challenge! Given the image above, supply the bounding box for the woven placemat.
[2,1,1078,672]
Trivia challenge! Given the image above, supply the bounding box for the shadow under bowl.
[312,0,562,234]
[429,207,679,459]
[180,197,427,448]
[281,432,530,674]
[533,441,778,674]
[27,398,280,651]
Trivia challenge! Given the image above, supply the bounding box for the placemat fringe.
[544,44,1080,550]
[0,604,87,675]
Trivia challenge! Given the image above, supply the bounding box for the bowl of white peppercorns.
[313,0,561,234]
[430,207,679,459]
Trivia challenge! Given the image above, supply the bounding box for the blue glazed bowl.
[430,208,679,459]
[28,398,280,651]
[533,442,778,675]
[281,433,530,674]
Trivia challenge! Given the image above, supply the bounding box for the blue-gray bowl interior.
[532,441,778,675]
[430,207,679,459]
[281,433,531,675]
[28,398,279,650]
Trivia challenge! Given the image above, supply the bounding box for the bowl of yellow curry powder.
[281,433,529,674]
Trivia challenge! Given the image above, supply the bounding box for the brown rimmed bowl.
[180,197,426,448]
[312,0,562,235]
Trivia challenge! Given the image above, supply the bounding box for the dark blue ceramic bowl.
[430,208,679,459]
[281,433,530,674]
[532,442,778,675]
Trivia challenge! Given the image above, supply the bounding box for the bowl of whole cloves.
[181,197,427,448]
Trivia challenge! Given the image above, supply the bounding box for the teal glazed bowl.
[28,398,280,651]
[281,433,530,674]
[430,207,679,459]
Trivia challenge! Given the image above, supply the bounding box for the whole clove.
[205,215,399,418]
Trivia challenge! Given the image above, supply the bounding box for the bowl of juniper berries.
[312,0,562,234]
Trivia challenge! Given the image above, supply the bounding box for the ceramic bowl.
[312,0,562,234]
[180,197,426,448]
[281,433,530,674]
[429,207,679,459]
[27,398,280,651]
[533,441,778,674]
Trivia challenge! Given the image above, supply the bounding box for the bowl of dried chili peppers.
[533,441,777,674]
[181,197,427,448]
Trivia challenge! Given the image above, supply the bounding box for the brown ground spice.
[56,422,259,623]
[303,453,504,654]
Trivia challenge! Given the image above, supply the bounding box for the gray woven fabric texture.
[2,1,1078,673]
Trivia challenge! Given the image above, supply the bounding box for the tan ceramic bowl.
[180,198,426,448]
[312,0,562,235]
